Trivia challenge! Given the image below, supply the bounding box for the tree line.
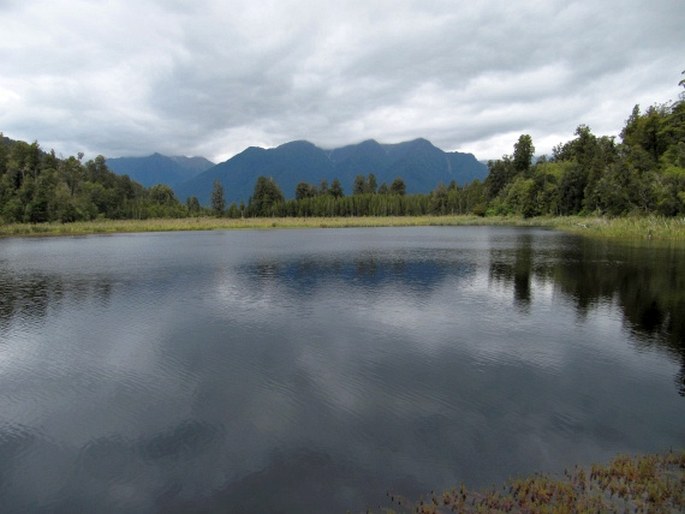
[212,75,685,219]
[1,74,683,223]
[209,171,486,218]
[0,141,192,223]
[482,102,684,217]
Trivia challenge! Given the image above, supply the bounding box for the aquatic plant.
[374,450,685,514]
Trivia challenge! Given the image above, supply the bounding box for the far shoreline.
[1,215,684,242]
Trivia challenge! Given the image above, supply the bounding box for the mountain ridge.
[174,138,487,205]
[106,153,214,188]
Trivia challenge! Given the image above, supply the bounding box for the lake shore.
[1,215,684,241]
[378,450,685,514]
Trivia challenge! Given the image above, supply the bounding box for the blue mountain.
[175,138,487,205]
[106,153,214,188]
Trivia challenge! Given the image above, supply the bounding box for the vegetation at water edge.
[1,72,683,235]
[374,450,685,514]
[1,215,684,241]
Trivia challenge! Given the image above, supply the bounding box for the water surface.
[0,227,683,513]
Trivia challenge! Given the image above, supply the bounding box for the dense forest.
[1,79,683,223]
[0,141,189,222]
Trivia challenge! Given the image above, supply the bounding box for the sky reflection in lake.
[0,227,683,513]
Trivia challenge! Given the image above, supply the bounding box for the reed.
[378,450,685,514]
[1,215,684,241]
[546,215,685,241]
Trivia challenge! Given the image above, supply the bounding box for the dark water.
[0,227,683,513]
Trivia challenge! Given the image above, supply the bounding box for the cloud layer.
[1,0,683,162]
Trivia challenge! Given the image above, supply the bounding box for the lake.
[0,226,683,513]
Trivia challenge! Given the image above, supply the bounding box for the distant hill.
[176,138,488,205]
[107,153,214,188]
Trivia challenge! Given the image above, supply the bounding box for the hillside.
[176,139,487,205]
[107,153,214,188]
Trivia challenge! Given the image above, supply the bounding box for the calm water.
[0,227,683,513]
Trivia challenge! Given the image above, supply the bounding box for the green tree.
[353,175,366,195]
[249,176,284,216]
[513,134,535,174]
[61,156,83,197]
[186,195,201,215]
[226,202,241,218]
[330,178,344,198]
[211,180,225,216]
[366,173,377,194]
[390,177,406,196]
[485,156,515,200]
[558,165,586,215]
[295,182,317,200]
[503,177,537,217]
[550,125,618,213]
[149,184,178,206]
[430,183,449,214]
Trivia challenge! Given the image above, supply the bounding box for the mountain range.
[106,153,215,188]
[108,138,488,205]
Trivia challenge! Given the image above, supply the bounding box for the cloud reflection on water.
[0,227,683,513]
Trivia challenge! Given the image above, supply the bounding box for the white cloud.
[0,0,683,161]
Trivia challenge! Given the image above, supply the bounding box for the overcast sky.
[1,0,683,163]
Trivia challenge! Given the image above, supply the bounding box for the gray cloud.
[0,0,683,162]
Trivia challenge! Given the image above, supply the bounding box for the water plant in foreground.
[372,450,684,514]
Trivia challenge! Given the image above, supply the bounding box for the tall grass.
[1,215,684,241]
[545,215,685,241]
[378,450,685,514]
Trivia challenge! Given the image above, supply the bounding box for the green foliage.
[485,156,515,200]
[1,77,682,226]
[484,80,685,218]
[353,173,378,195]
[225,202,242,219]
[513,134,534,174]
[237,176,484,218]
[0,135,190,224]
[211,180,225,216]
[330,178,344,198]
[186,195,201,215]
[390,177,406,196]
[247,176,285,216]
[353,174,366,195]
[318,179,329,196]
[503,177,537,217]
[295,181,317,200]
[149,184,178,205]
[367,173,377,194]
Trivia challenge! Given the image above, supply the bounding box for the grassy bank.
[377,450,685,514]
[541,215,685,241]
[1,215,684,241]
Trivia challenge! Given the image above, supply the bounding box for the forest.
[1,81,683,224]
[0,147,187,223]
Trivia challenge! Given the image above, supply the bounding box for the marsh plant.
[376,451,685,514]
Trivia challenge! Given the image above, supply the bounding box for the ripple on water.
[0,228,683,514]
[0,423,43,468]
